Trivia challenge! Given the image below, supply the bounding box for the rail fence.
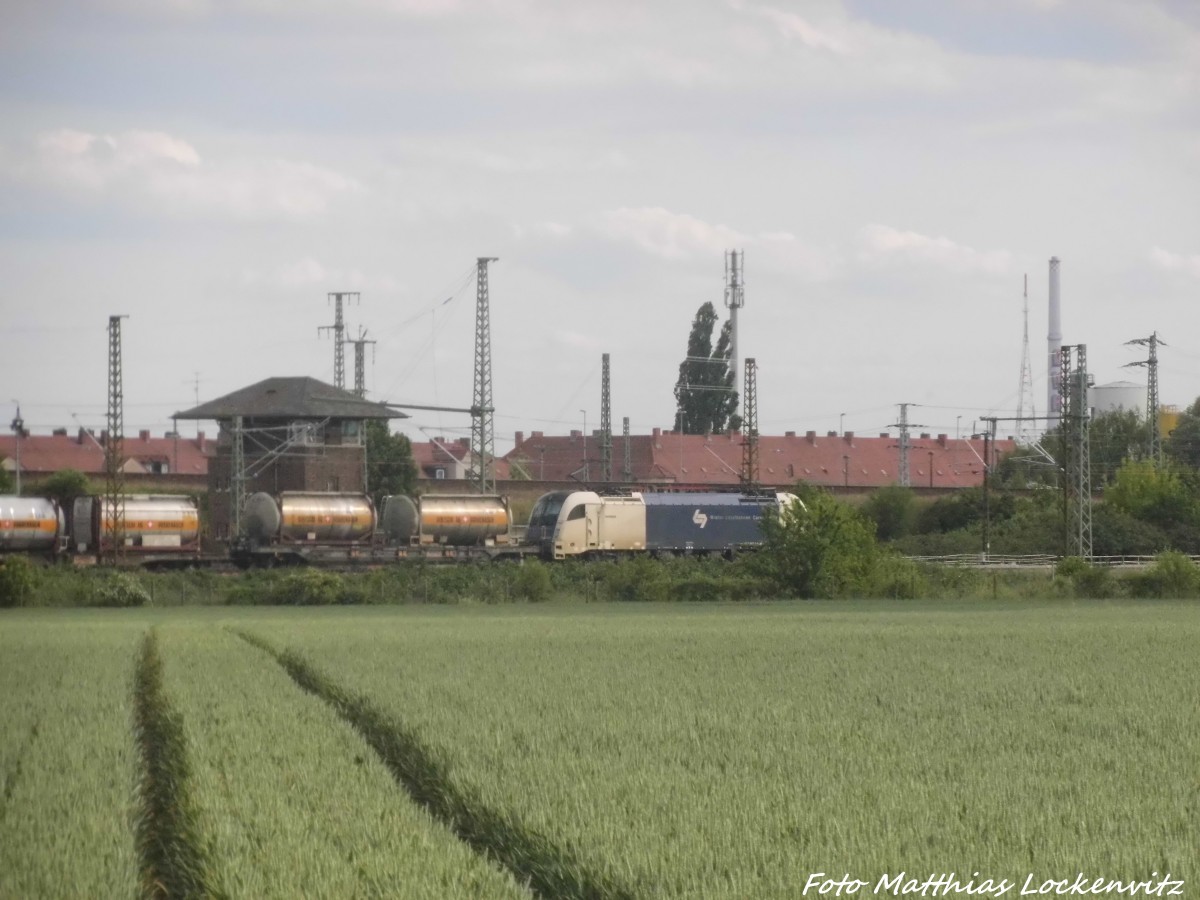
[905,554,1200,570]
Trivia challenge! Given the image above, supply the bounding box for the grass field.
[1,600,1197,898]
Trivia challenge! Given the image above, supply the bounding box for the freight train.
[0,494,201,564]
[2,488,793,569]
[231,488,794,567]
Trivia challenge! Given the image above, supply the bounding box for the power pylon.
[345,327,376,399]
[1016,274,1037,443]
[891,403,924,487]
[320,292,359,389]
[1060,344,1092,559]
[105,315,128,565]
[1124,331,1165,466]
[600,353,613,482]
[469,258,498,494]
[741,357,759,490]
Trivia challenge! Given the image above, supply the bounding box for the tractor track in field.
[132,629,219,900]
[233,628,637,900]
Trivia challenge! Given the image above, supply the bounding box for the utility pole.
[600,353,613,482]
[319,292,359,390]
[1060,344,1092,559]
[469,258,498,494]
[105,315,128,565]
[1124,331,1165,466]
[230,414,245,541]
[724,250,745,402]
[891,403,923,487]
[10,403,24,495]
[741,357,759,490]
[981,417,998,559]
[622,416,632,482]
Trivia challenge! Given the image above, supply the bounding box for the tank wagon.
[72,495,202,560]
[381,494,512,547]
[526,490,794,560]
[0,495,66,560]
[234,491,377,567]
[234,491,524,566]
[2,494,201,565]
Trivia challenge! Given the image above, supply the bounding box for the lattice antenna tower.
[319,292,359,389]
[890,403,923,487]
[1059,344,1092,559]
[600,353,613,482]
[105,315,128,565]
[724,250,745,403]
[1016,274,1037,443]
[345,327,377,399]
[469,258,498,494]
[1124,331,1165,466]
[741,358,759,490]
[622,416,632,482]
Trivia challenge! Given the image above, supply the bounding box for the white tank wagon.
[72,495,200,554]
[244,492,376,546]
[0,496,65,557]
[380,494,512,546]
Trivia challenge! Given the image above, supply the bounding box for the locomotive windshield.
[527,491,570,529]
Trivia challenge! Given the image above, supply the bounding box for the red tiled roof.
[0,429,212,478]
[504,429,1013,488]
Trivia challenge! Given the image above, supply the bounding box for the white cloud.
[857,224,1012,275]
[25,128,359,220]
[1149,246,1200,277]
[596,207,748,261]
[753,6,847,54]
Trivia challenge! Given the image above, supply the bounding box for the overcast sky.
[3,0,1198,452]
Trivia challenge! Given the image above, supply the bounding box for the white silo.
[1090,381,1145,418]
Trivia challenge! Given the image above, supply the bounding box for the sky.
[2,0,1198,453]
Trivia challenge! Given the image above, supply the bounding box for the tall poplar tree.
[673,302,741,434]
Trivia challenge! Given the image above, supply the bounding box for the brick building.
[0,427,211,492]
[175,376,405,540]
[504,427,1016,492]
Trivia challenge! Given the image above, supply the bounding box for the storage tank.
[381,494,510,545]
[0,496,62,554]
[249,492,375,544]
[1089,381,1144,418]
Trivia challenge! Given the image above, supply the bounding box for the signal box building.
[175,376,406,542]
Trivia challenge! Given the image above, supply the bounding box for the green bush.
[0,556,36,608]
[93,572,151,608]
[1127,551,1200,599]
[510,561,553,602]
[601,557,669,602]
[248,569,365,605]
[1054,557,1118,599]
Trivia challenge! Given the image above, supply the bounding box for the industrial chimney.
[1047,257,1062,429]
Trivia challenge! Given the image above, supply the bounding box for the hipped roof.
[174,377,407,421]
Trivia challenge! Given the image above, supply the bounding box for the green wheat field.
[2,600,1197,898]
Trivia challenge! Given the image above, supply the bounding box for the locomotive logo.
[692,509,708,528]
